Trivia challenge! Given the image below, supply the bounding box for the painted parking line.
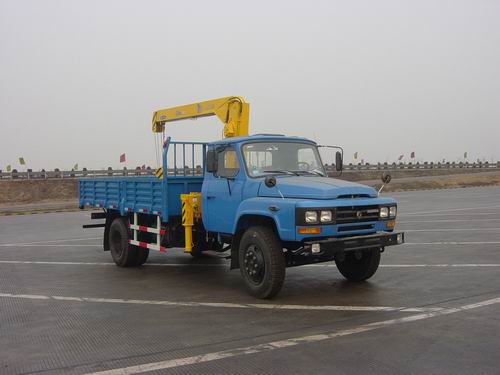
[0,260,117,266]
[0,244,99,247]
[2,240,500,250]
[309,263,500,268]
[403,241,500,245]
[0,237,101,246]
[82,295,500,375]
[404,228,500,232]
[0,260,225,267]
[398,218,500,224]
[399,212,500,217]
[0,292,441,313]
[381,264,500,268]
[2,260,500,268]
[402,205,500,216]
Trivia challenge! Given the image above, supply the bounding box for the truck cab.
[198,134,403,297]
[80,97,404,299]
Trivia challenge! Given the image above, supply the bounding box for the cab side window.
[216,148,240,178]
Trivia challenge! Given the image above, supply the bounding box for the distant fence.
[1,161,499,180]
[341,161,500,171]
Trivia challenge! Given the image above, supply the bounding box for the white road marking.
[398,218,500,224]
[0,292,441,313]
[0,260,116,266]
[381,264,500,268]
[308,263,500,268]
[400,212,500,217]
[0,237,101,246]
[2,260,500,268]
[83,296,500,375]
[0,244,100,247]
[402,205,500,216]
[403,241,500,245]
[404,228,500,232]
[0,260,225,266]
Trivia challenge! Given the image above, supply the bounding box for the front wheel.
[239,226,286,299]
[335,248,381,282]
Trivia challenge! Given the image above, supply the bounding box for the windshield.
[242,141,326,177]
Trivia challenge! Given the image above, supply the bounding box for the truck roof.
[209,134,317,145]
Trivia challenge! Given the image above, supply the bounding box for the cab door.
[202,146,244,234]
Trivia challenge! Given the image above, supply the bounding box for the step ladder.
[128,213,167,252]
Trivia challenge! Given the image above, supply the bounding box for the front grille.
[337,194,371,199]
[336,205,379,224]
[338,224,374,232]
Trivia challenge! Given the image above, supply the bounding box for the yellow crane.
[152,96,250,253]
[152,96,249,138]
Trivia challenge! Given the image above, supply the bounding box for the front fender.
[233,198,296,241]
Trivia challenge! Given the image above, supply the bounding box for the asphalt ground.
[1,186,500,374]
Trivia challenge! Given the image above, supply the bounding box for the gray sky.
[1,0,499,170]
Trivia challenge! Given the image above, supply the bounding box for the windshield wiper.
[262,170,299,176]
[291,170,325,177]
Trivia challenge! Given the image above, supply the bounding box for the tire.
[109,217,138,267]
[136,248,149,266]
[335,248,381,282]
[239,226,286,299]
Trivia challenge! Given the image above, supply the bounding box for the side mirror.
[381,172,392,184]
[335,151,343,172]
[206,150,218,173]
[265,175,277,187]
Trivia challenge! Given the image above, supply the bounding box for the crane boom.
[152,96,249,138]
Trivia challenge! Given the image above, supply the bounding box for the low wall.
[338,167,499,181]
[0,179,77,204]
[1,168,499,205]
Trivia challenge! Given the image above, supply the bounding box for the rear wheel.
[136,249,149,266]
[239,226,285,299]
[109,217,138,267]
[335,248,381,281]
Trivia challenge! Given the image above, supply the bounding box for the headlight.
[320,210,332,223]
[305,211,318,223]
[380,207,389,218]
[389,206,397,218]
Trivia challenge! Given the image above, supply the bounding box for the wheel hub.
[244,245,265,283]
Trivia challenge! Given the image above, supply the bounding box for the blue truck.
[80,97,404,298]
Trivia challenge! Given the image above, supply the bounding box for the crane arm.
[152,96,249,138]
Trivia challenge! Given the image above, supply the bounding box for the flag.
[119,153,126,163]
[354,152,358,159]
[398,154,404,161]
[73,163,78,170]
[6,165,11,172]
[410,151,415,159]
[464,152,468,159]
[18,157,25,165]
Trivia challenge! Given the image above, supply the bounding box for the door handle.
[206,195,216,199]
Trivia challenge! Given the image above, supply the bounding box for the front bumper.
[285,232,404,267]
[304,231,404,252]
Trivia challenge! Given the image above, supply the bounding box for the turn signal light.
[386,220,396,229]
[297,227,321,235]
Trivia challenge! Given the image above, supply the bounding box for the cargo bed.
[79,175,204,222]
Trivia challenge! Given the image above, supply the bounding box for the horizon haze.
[1,0,499,170]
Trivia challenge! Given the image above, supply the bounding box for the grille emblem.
[356,211,363,219]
